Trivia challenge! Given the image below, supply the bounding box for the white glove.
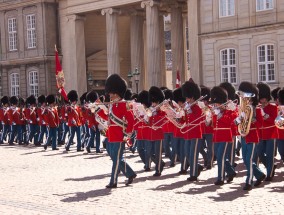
[227,100,236,111]
[197,101,205,109]
[260,108,265,117]
[213,108,220,115]
[205,115,212,123]
[143,114,149,122]
[235,116,242,124]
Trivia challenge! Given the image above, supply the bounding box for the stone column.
[141,0,162,88]
[187,0,201,84]
[171,3,186,87]
[101,8,120,76]
[159,14,166,87]
[130,12,145,92]
[60,12,87,95]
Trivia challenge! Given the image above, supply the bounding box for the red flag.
[176,70,181,88]
[55,45,68,101]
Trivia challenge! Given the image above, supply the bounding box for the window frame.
[7,17,17,51]
[220,48,237,84]
[219,0,235,18]
[26,14,37,49]
[257,44,275,83]
[256,0,273,12]
[28,70,39,97]
[10,73,20,96]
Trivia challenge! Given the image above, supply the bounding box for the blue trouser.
[38,125,47,143]
[108,142,136,185]
[226,136,236,169]
[81,124,88,147]
[202,134,214,167]
[214,142,236,181]
[57,122,63,144]
[277,139,284,161]
[145,140,164,174]
[163,133,173,157]
[61,122,69,143]
[22,125,27,143]
[44,127,57,149]
[241,137,265,185]
[28,124,39,145]
[170,137,182,165]
[9,124,23,144]
[65,126,82,150]
[256,139,276,178]
[185,139,203,177]
[178,138,188,171]
[0,124,10,143]
[136,140,146,164]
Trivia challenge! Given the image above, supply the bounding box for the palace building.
[0,0,283,97]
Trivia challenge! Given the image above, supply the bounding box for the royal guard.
[208,86,236,185]
[19,97,27,144]
[98,74,136,188]
[277,88,284,163]
[65,90,83,152]
[181,81,204,181]
[8,96,23,145]
[26,95,39,146]
[256,82,278,181]
[80,92,89,148]
[37,95,47,145]
[0,96,10,144]
[85,90,101,153]
[162,89,174,158]
[171,87,187,172]
[43,94,59,150]
[219,82,238,169]
[200,86,214,169]
[234,81,266,190]
[59,99,69,145]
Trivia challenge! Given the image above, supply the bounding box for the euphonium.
[236,90,255,137]
[275,106,284,129]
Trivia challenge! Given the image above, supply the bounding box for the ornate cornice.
[141,0,161,9]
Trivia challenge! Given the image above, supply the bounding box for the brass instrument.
[275,105,284,129]
[146,99,169,117]
[160,102,186,129]
[236,90,255,137]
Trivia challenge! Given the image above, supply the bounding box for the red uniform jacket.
[146,109,166,141]
[8,106,25,125]
[25,107,37,125]
[173,116,186,138]
[231,108,239,136]
[258,103,277,140]
[86,109,98,129]
[201,105,213,134]
[37,107,47,126]
[43,107,59,128]
[212,109,234,143]
[67,105,82,127]
[0,107,10,125]
[98,101,134,143]
[181,104,203,140]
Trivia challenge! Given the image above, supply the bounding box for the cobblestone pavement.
[0,143,283,215]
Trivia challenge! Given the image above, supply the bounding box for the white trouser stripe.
[248,144,255,185]
[113,143,122,184]
[157,140,162,172]
[221,142,228,181]
[192,139,198,175]
[270,140,276,177]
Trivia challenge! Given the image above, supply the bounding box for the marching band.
[0,73,284,190]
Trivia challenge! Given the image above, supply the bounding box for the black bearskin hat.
[271,87,281,101]
[163,89,173,100]
[210,86,228,104]
[105,74,127,98]
[80,92,88,104]
[278,88,284,105]
[200,86,211,101]
[26,95,36,105]
[18,97,25,106]
[181,81,201,100]
[1,96,9,105]
[219,82,236,101]
[137,90,150,108]
[257,82,272,101]
[124,89,133,101]
[148,86,165,104]
[238,81,259,106]
[160,86,168,91]
[173,88,186,103]
[10,96,19,105]
[68,90,78,102]
[38,95,46,104]
[131,93,138,101]
[46,94,56,105]
[86,90,99,103]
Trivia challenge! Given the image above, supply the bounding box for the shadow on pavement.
[208,185,248,201]
[57,188,112,202]
[151,180,189,191]
[65,173,111,181]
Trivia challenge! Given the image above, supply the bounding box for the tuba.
[236,91,255,137]
[275,106,284,129]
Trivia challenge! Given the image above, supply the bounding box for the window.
[257,44,275,82]
[29,71,39,97]
[8,18,17,51]
[220,48,237,83]
[10,73,20,96]
[26,14,36,48]
[219,0,235,17]
[256,0,273,11]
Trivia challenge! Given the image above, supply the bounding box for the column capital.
[130,9,146,17]
[101,8,121,16]
[67,14,86,22]
[141,0,161,9]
